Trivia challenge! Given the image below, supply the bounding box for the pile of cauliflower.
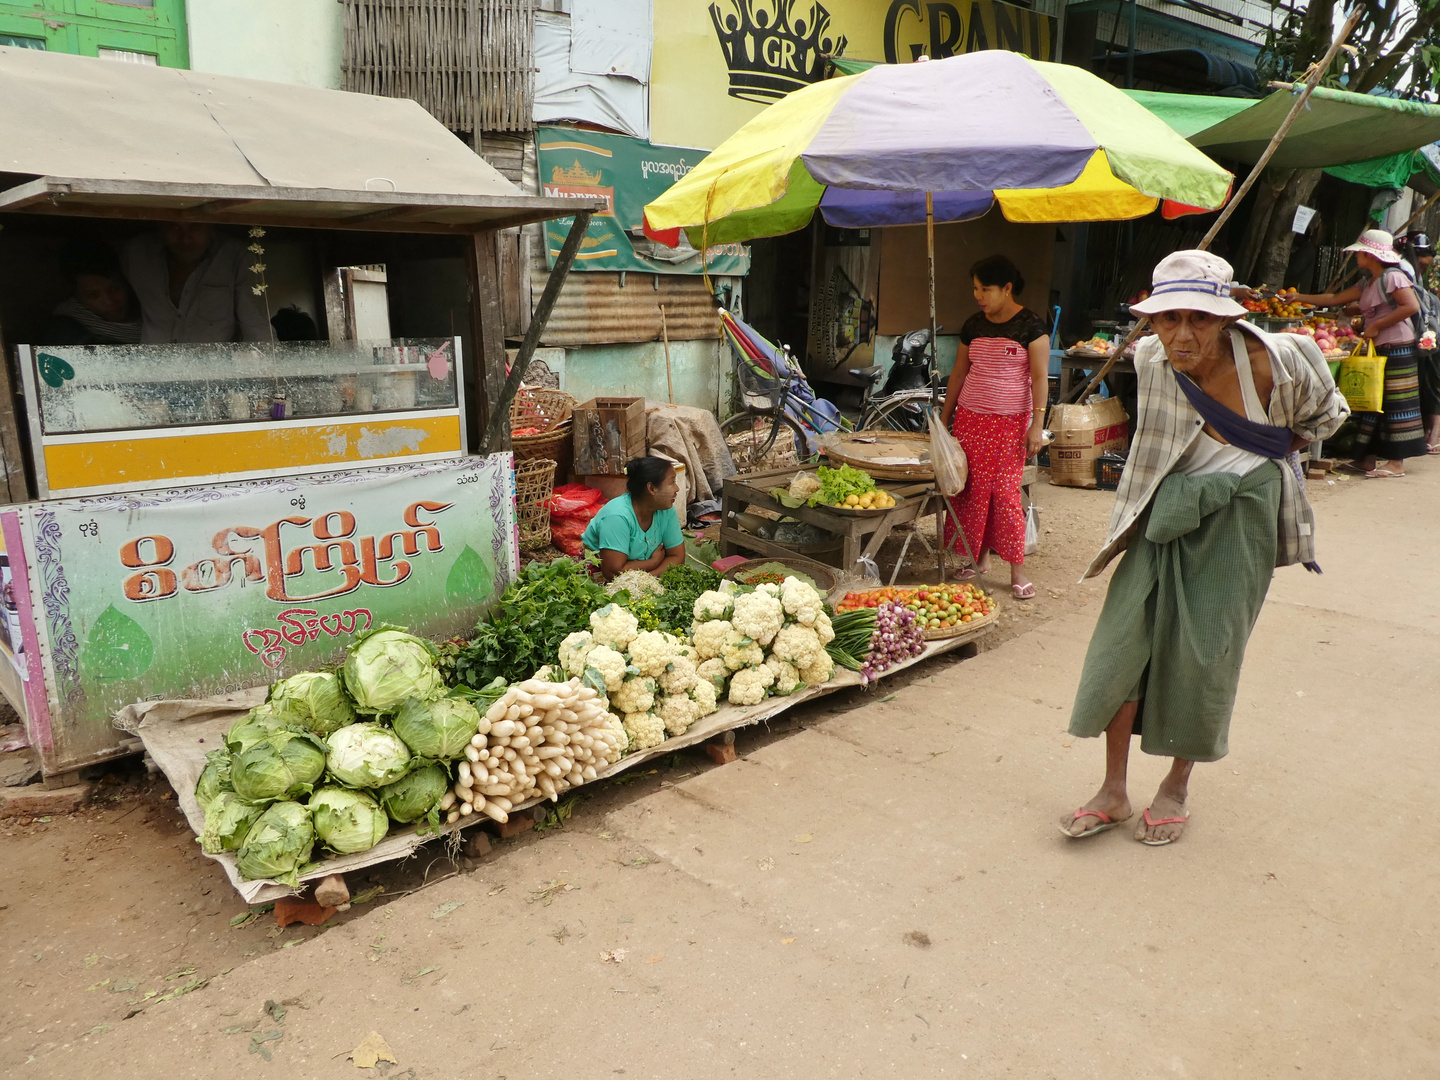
[691,576,834,707]
[555,603,718,753]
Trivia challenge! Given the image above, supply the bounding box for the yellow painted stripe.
[44,414,462,492]
[537,141,614,156]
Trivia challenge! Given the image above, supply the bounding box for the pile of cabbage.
[193,628,505,884]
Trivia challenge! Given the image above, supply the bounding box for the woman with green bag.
[1292,229,1426,477]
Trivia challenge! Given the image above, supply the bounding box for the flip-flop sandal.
[956,567,979,580]
[1137,806,1189,846]
[1365,469,1405,478]
[1012,582,1037,599]
[1428,445,1440,456]
[1058,807,1129,839]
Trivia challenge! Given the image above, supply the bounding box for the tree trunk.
[1235,170,1292,284]
[1256,169,1325,286]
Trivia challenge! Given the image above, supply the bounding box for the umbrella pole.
[926,191,939,401]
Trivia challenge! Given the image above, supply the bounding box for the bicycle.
[718,347,811,472]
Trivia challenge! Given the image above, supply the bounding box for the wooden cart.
[720,464,948,582]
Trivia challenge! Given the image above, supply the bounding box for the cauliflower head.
[584,644,628,693]
[771,623,824,668]
[732,591,784,646]
[656,693,701,737]
[720,630,765,672]
[728,664,776,706]
[692,590,734,623]
[590,603,640,651]
[764,656,803,695]
[558,630,596,677]
[696,657,730,693]
[658,655,698,696]
[622,710,665,751]
[629,630,681,678]
[812,610,835,645]
[611,674,658,715]
[691,619,733,661]
[799,651,835,688]
[689,677,718,717]
[532,664,563,682]
[780,577,825,627]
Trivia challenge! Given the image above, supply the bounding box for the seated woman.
[582,456,686,582]
[40,239,141,346]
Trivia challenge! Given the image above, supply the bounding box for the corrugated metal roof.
[530,266,728,346]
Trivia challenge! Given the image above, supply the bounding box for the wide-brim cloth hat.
[1128,249,1247,318]
[1342,229,1403,265]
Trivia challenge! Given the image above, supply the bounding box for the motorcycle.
[852,326,939,432]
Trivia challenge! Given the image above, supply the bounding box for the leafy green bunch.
[452,559,609,688]
[808,464,877,507]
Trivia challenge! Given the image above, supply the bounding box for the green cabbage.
[194,749,233,810]
[325,722,412,788]
[198,792,263,854]
[392,695,481,760]
[308,786,390,854]
[269,671,357,736]
[230,729,328,804]
[224,704,290,753]
[342,629,444,714]
[236,801,315,885]
[377,764,450,825]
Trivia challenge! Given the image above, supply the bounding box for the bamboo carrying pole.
[660,304,675,403]
[1067,7,1365,404]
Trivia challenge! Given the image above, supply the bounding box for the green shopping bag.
[1336,341,1386,413]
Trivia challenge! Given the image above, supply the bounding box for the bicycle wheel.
[720,411,809,473]
[860,395,930,432]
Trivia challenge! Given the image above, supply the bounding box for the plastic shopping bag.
[1023,503,1040,555]
[1336,341,1386,413]
[929,410,968,496]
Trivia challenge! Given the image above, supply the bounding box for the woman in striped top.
[939,256,1051,599]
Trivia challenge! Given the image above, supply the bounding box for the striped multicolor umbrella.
[644,51,1232,247]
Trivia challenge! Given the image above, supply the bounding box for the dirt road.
[3,468,1435,1078]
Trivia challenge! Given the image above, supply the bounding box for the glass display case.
[17,338,467,498]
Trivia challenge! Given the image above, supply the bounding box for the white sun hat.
[1128,250,1247,318]
[1341,228,1403,265]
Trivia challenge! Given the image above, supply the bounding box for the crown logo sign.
[550,160,604,187]
[709,0,847,103]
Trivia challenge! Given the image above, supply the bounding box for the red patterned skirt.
[943,407,1029,566]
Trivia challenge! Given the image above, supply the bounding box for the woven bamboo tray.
[920,603,999,640]
[823,432,933,480]
[722,556,839,594]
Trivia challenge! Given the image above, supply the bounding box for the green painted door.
[0,1,188,67]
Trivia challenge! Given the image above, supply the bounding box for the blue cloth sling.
[1173,369,1319,573]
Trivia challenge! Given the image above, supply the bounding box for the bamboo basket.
[822,432,934,480]
[512,389,575,463]
[514,458,558,550]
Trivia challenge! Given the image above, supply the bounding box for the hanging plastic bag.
[1024,504,1040,555]
[854,553,881,585]
[1336,340,1386,413]
[929,410,968,496]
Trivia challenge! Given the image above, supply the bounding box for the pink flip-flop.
[1012,582,1037,599]
[1138,806,1189,846]
[1058,807,1129,839]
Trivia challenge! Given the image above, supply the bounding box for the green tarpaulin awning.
[1124,85,1440,171]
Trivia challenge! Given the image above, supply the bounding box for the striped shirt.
[1084,322,1350,580]
[958,309,1048,415]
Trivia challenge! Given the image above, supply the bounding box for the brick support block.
[0,782,93,819]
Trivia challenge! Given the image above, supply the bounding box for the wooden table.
[1058,350,1136,400]
[721,464,948,582]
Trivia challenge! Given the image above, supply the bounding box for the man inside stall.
[39,239,141,346]
[122,223,272,343]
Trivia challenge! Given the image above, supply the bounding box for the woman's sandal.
[1012,582,1037,599]
[1365,468,1405,478]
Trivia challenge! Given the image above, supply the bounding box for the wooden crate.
[572,396,646,476]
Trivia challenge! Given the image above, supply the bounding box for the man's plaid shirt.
[1083,323,1350,580]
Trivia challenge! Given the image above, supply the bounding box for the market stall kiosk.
[0,46,601,783]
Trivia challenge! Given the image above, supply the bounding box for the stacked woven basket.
[510,388,576,551]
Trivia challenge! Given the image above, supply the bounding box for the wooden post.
[481,211,593,454]
[465,228,509,455]
[0,318,31,502]
[1068,9,1363,405]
